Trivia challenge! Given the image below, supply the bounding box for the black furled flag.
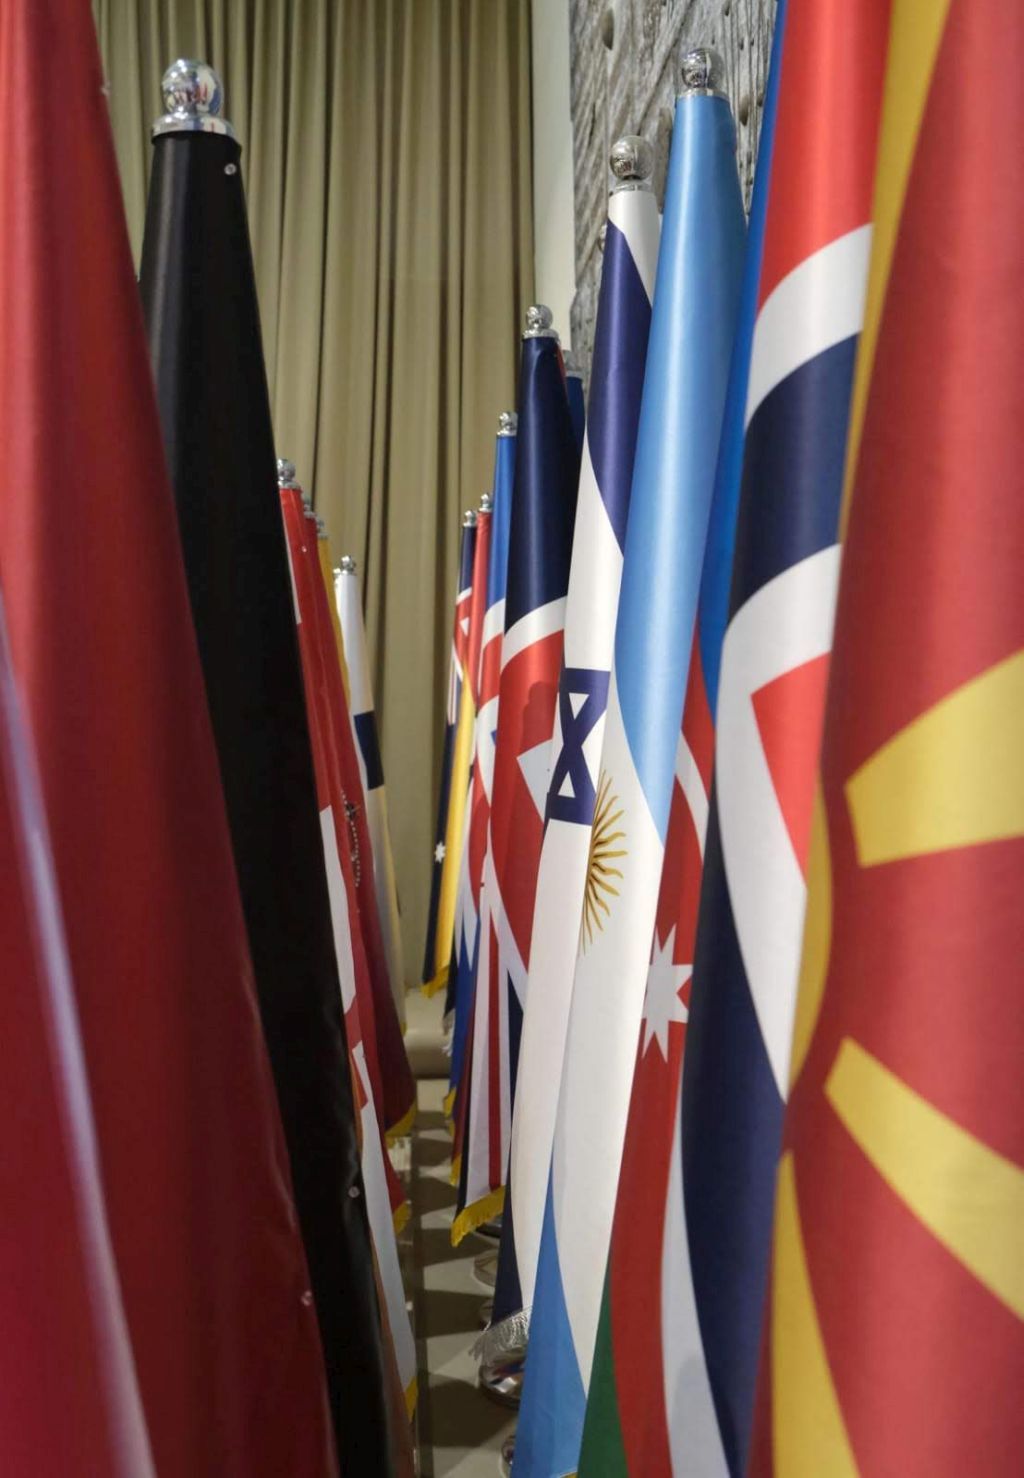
[139,61,391,1475]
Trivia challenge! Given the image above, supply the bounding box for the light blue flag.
[513,52,746,1478]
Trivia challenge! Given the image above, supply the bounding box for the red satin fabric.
[0,3,337,1472]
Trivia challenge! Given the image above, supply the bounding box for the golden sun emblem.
[580,770,627,952]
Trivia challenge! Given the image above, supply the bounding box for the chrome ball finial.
[523,304,558,340]
[463,508,478,528]
[609,134,654,191]
[479,491,494,514]
[338,555,358,574]
[277,457,298,488]
[677,47,727,98]
[497,411,518,437]
[315,515,328,538]
[153,59,236,138]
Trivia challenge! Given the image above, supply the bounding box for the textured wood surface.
[569,0,776,371]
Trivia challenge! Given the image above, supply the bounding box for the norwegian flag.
[671,5,890,1473]
[453,313,580,1242]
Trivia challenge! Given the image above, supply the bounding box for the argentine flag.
[514,53,746,1477]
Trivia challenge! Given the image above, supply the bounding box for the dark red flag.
[0,3,336,1473]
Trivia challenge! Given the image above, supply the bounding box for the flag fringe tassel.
[451,1187,505,1247]
[472,1306,530,1366]
[420,964,450,998]
[386,1101,417,1143]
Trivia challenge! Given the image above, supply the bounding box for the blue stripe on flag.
[354,711,384,791]
[729,339,857,615]
[681,798,784,1476]
[587,219,653,551]
[515,1188,587,1478]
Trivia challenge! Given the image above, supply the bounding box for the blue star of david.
[545,666,609,825]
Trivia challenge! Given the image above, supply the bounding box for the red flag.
[752,0,1024,1471]
[0,604,154,1476]
[0,3,336,1473]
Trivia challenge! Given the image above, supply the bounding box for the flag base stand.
[472,1250,498,1289]
[477,1354,523,1408]
[499,1434,515,1476]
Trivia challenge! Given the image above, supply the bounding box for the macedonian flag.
[749,0,1024,1474]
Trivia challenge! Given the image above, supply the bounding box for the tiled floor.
[404,1076,516,1476]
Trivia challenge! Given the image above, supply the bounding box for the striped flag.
[312,517,415,1141]
[335,556,408,1028]
[515,58,746,1478]
[578,15,787,1468]
[565,355,586,455]
[752,0,1024,1470]
[672,5,889,1473]
[449,418,517,1139]
[486,138,660,1361]
[422,514,478,994]
[454,310,580,1243]
[279,477,417,1461]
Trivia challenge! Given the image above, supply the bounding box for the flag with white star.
[577,19,788,1466]
[518,81,747,1478]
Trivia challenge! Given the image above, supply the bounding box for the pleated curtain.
[93,0,534,971]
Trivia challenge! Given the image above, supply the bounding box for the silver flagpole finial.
[610,134,654,193]
[479,491,494,514]
[315,515,328,539]
[497,411,518,437]
[563,352,584,380]
[463,509,478,528]
[338,555,358,574]
[277,457,299,488]
[523,304,558,340]
[677,47,727,99]
[154,59,236,138]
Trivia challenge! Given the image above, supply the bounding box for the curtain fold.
[94,0,534,971]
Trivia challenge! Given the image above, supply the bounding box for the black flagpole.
[139,60,391,1474]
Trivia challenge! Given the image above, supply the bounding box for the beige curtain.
[93,0,534,979]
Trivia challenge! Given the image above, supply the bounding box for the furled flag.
[139,62,388,1472]
[565,354,587,455]
[667,6,889,1473]
[578,12,787,1468]
[449,416,517,1138]
[486,135,660,1366]
[0,18,336,1476]
[453,307,580,1243]
[0,597,154,1478]
[276,467,409,1220]
[444,493,492,1030]
[751,0,1024,1471]
[514,52,746,1478]
[422,512,478,995]
[315,523,415,1140]
[278,475,417,1468]
[336,554,407,1028]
